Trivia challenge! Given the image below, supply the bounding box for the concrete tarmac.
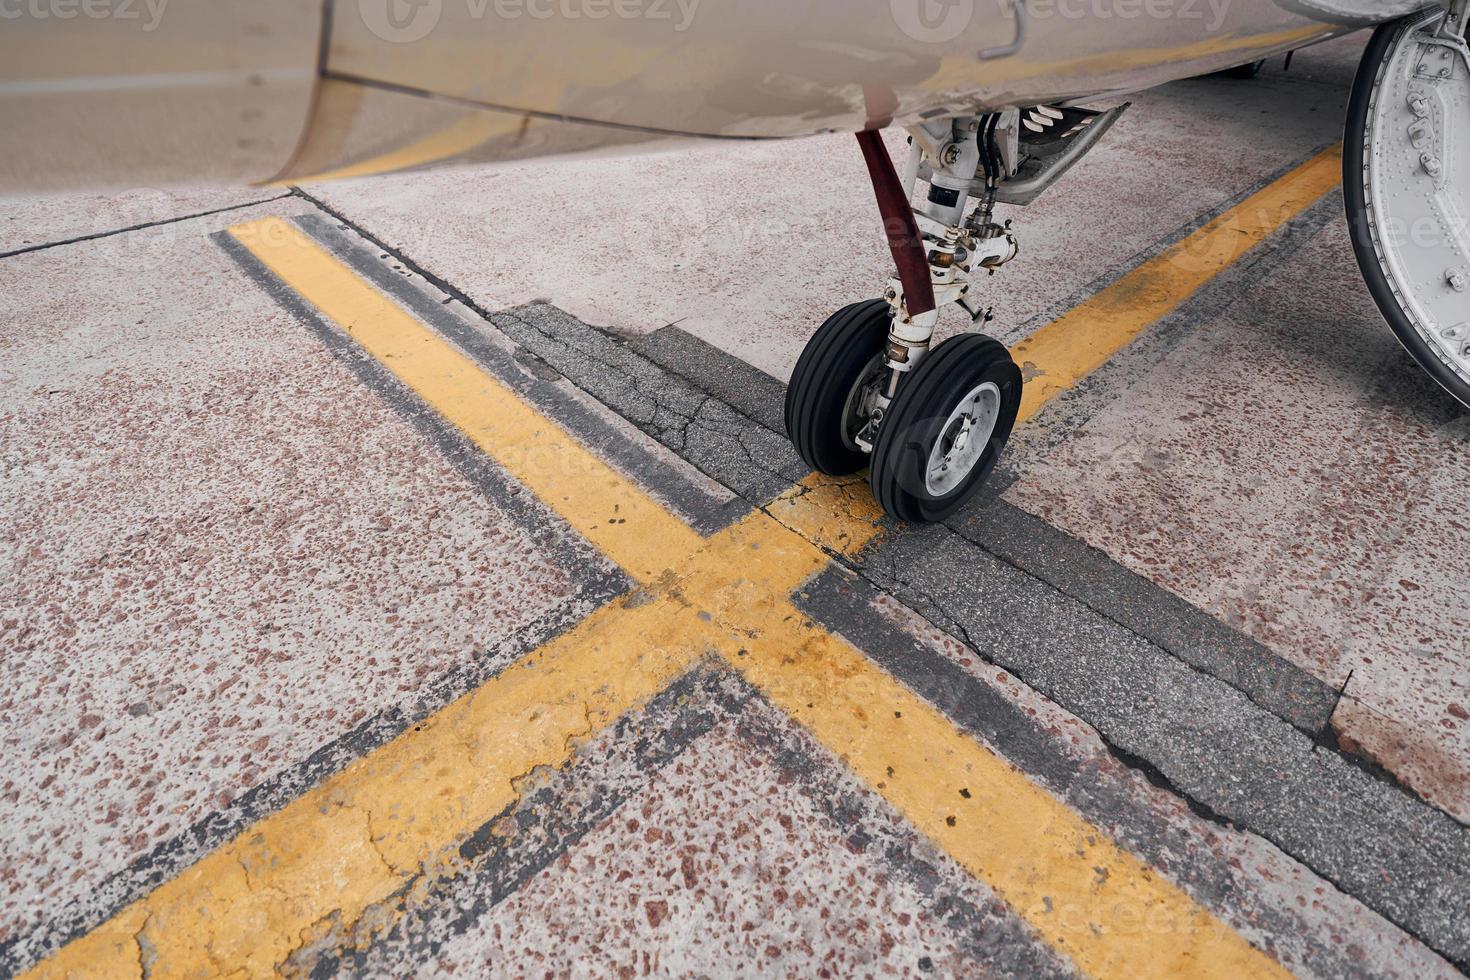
[3,32,1468,980]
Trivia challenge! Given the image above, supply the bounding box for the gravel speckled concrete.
[366,710,1076,980]
[0,201,609,950]
[1003,214,1470,824]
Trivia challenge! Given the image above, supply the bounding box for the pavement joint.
[791,565,1454,978]
[945,502,1341,735]
[628,324,790,435]
[488,301,809,508]
[836,534,1273,835]
[0,193,295,260]
[20,139,1434,980]
[294,213,750,535]
[1313,672,1470,837]
[469,235,1347,740]
[47,214,1283,980]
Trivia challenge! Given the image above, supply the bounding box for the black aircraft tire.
[869,334,1021,524]
[784,299,892,476]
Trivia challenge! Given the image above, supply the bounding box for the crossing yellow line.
[34,597,705,979]
[1011,143,1343,422]
[28,147,1336,977]
[691,517,1274,979]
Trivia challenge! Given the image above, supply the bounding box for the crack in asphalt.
[276,187,1470,967]
[492,306,799,493]
[941,518,1336,739]
[0,194,295,260]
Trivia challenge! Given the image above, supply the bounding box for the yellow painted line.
[1011,143,1343,422]
[33,594,707,979]
[228,217,703,584]
[709,526,1278,979]
[765,472,886,560]
[30,151,1329,978]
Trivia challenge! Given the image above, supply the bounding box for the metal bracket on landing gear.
[1440,0,1468,39]
[1419,0,1470,73]
[994,103,1130,206]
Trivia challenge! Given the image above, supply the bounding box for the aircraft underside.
[0,0,1463,521]
[786,2,1469,521]
[0,0,1410,187]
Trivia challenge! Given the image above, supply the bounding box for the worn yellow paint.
[765,472,887,560]
[712,520,1283,979]
[228,217,702,583]
[31,594,707,980]
[1011,143,1343,422]
[30,166,1322,978]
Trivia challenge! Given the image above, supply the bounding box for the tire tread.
[870,334,1019,523]
[784,300,892,475]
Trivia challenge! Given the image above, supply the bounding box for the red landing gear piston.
[856,130,937,318]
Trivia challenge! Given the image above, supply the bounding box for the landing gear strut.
[785,103,1126,523]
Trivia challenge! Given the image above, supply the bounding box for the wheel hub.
[842,354,886,453]
[925,382,1001,496]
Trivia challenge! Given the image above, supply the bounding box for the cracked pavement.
[4,32,1470,980]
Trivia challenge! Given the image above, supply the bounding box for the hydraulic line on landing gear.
[856,129,936,317]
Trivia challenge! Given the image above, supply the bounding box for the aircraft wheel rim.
[1349,11,1470,405]
[923,381,1002,496]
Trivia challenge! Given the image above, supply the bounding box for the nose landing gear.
[786,107,1117,523]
